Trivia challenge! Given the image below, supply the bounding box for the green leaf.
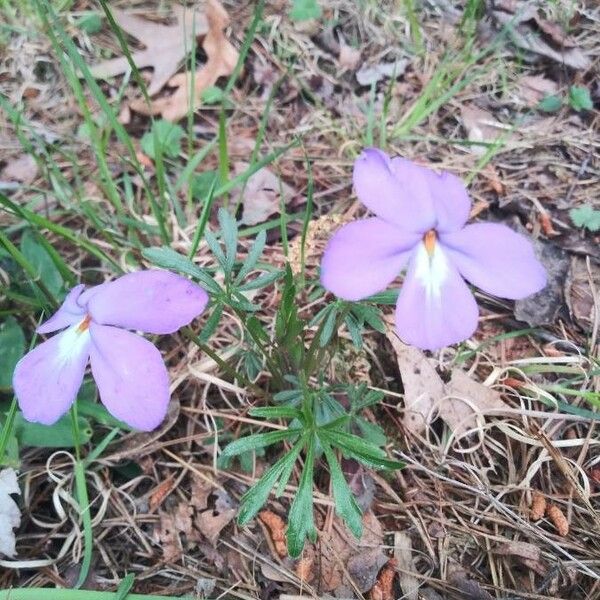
[538,94,562,113]
[218,208,239,274]
[237,270,282,291]
[14,413,92,447]
[0,318,25,389]
[191,170,219,202]
[570,205,600,232]
[568,85,593,111]
[238,437,305,525]
[141,120,185,159]
[142,247,221,294]
[273,389,303,405]
[355,416,387,447]
[289,0,321,21]
[20,229,63,296]
[320,429,404,471]
[287,435,317,557]
[319,305,338,347]
[198,303,222,343]
[321,441,363,538]
[221,428,301,458]
[249,406,302,420]
[236,230,266,283]
[76,12,103,34]
[344,313,362,349]
[201,86,226,104]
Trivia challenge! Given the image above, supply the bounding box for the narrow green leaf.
[249,406,302,420]
[221,428,301,458]
[238,437,305,525]
[236,229,266,283]
[20,229,63,296]
[321,441,363,538]
[142,247,221,294]
[198,303,223,343]
[218,208,239,274]
[319,305,338,347]
[237,270,282,291]
[287,435,316,557]
[0,318,25,389]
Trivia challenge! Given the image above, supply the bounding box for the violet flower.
[13,270,208,431]
[321,148,546,350]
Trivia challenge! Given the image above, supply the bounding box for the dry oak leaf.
[515,74,558,107]
[460,104,510,156]
[231,161,297,226]
[89,5,209,96]
[316,511,385,592]
[386,327,507,436]
[492,4,590,70]
[130,0,239,121]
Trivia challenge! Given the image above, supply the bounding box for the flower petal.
[354,149,435,232]
[440,223,547,299]
[13,323,91,425]
[37,284,87,334]
[395,242,479,350]
[321,218,419,301]
[86,270,209,334]
[425,170,471,233]
[89,324,170,431]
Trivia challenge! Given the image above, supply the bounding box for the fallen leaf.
[194,488,236,546]
[347,547,389,593]
[316,511,384,592]
[356,59,409,87]
[515,239,569,326]
[460,104,507,155]
[149,474,175,511]
[130,0,239,121]
[259,510,287,558]
[565,257,600,333]
[231,161,297,226]
[492,5,590,70]
[369,559,396,600]
[0,468,21,557]
[339,42,362,71]
[385,330,444,434]
[90,5,209,96]
[155,503,193,561]
[443,369,507,437]
[1,154,38,184]
[492,540,540,561]
[394,532,418,600]
[515,75,559,106]
[386,326,507,436]
[448,569,494,600]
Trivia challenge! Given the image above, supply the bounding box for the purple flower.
[13,270,208,431]
[321,148,546,350]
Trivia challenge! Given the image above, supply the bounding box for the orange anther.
[423,229,437,256]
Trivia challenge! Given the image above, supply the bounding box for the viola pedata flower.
[13,270,208,431]
[321,148,546,350]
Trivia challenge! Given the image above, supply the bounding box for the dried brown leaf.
[493,540,540,561]
[232,161,297,226]
[394,532,418,600]
[338,43,362,71]
[387,326,507,436]
[89,5,209,96]
[442,369,507,437]
[385,327,444,434]
[194,489,236,546]
[493,9,590,70]
[515,75,559,106]
[259,510,288,558]
[369,559,396,600]
[1,154,38,184]
[460,104,507,155]
[130,0,238,121]
[317,511,384,592]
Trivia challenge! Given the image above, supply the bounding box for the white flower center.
[56,315,92,365]
[413,231,448,302]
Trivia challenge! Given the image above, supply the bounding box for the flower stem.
[70,404,93,588]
